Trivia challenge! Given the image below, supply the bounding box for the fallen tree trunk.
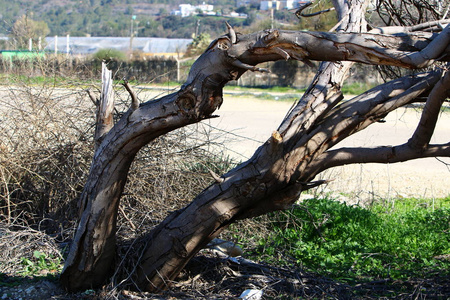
[60,0,450,291]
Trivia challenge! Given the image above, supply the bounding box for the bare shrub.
[375,0,443,26]
[0,74,95,228]
[0,60,245,237]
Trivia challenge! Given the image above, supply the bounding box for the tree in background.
[271,60,300,87]
[10,14,49,50]
[92,48,127,62]
[185,32,212,57]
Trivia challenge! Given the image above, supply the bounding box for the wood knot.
[216,38,231,51]
[263,30,280,46]
[217,213,231,223]
[176,93,196,112]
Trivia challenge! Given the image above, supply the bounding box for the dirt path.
[204,95,450,200]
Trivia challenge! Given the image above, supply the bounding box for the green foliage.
[9,14,50,49]
[92,48,127,62]
[0,0,247,38]
[0,0,337,39]
[251,197,450,283]
[20,251,62,276]
[341,82,377,95]
[185,33,212,57]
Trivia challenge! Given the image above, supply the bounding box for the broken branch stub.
[94,62,114,149]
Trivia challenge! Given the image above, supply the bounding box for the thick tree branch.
[406,24,450,67]
[307,143,450,171]
[231,29,450,70]
[371,19,450,34]
[295,1,335,19]
[408,68,450,149]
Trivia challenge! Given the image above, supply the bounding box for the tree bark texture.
[60,0,450,291]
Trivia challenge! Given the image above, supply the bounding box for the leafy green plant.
[20,251,62,276]
[185,33,212,57]
[250,197,450,283]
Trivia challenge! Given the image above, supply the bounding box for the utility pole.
[129,15,136,56]
[270,8,274,29]
[195,19,200,37]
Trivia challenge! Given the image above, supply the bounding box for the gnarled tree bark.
[60,0,450,292]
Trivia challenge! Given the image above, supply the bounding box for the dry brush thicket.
[0,62,247,276]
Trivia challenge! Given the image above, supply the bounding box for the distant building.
[171,3,215,17]
[43,36,192,58]
[178,4,195,17]
[197,3,214,13]
[260,0,305,10]
[236,0,260,8]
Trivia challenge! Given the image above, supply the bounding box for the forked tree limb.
[134,19,450,293]
[302,70,448,177]
[134,0,371,291]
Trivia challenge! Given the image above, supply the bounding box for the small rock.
[239,289,263,300]
[25,286,35,294]
[206,238,243,257]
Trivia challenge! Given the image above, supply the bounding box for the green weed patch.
[250,197,450,284]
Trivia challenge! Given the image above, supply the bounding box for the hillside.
[0,0,253,38]
[0,0,339,41]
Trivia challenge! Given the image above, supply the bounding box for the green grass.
[341,82,377,95]
[0,250,63,288]
[223,85,306,102]
[249,197,450,284]
[0,73,89,88]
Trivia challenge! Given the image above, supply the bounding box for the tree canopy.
[9,14,49,49]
